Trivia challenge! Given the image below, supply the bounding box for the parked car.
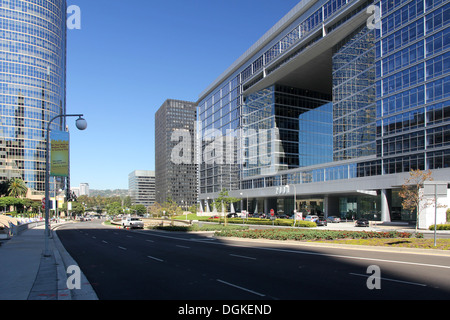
[208,215,219,219]
[227,213,238,218]
[355,218,369,227]
[326,216,341,223]
[316,216,328,226]
[305,215,319,222]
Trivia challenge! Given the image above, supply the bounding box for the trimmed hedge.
[215,228,417,241]
[428,224,450,230]
[211,217,316,228]
[150,224,249,232]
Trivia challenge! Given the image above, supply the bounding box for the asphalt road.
[56,220,450,301]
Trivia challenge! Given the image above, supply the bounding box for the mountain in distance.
[89,189,129,198]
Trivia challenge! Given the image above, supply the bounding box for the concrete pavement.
[0,223,97,300]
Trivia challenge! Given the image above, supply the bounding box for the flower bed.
[215,228,417,241]
[150,224,249,232]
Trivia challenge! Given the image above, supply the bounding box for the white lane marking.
[118,246,127,250]
[147,255,164,262]
[146,240,154,243]
[102,240,108,244]
[217,279,265,297]
[176,245,190,249]
[229,254,256,260]
[134,230,450,270]
[349,273,427,287]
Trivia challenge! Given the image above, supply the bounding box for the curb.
[51,224,98,300]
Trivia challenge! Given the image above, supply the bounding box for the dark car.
[316,217,328,226]
[326,216,341,223]
[227,213,238,218]
[355,218,369,227]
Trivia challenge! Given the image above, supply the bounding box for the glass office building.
[0,0,67,193]
[196,0,450,225]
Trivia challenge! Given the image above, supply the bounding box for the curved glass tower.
[0,0,67,192]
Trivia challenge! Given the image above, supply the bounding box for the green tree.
[399,169,433,234]
[0,196,24,213]
[131,204,147,215]
[7,178,28,198]
[106,202,123,216]
[212,188,240,226]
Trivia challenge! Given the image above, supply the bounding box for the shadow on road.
[55,221,450,300]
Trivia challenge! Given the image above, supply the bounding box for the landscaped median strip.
[214,229,417,241]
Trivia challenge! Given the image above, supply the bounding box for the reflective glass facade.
[196,0,450,222]
[378,0,450,176]
[242,85,330,177]
[0,0,67,192]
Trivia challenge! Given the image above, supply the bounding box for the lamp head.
[76,117,87,130]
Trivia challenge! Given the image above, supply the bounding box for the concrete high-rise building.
[0,0,68,193]
[128,170,155,207]
[155,99,197,208]
[196,0,450,228]
[79,183,89,196]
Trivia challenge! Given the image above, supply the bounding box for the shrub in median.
[214,217,316,227]
[429,224,450,230]
[215,229,416,241]
[151,224,249,232]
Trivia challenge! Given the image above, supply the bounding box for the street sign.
[423,181,448,197]
[270,209,274,216]
[423,181,448,247]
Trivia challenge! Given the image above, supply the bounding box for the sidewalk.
[0,223,97,300]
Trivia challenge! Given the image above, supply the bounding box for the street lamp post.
[44,114,87,257]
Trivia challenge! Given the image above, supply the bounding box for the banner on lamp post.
[50,130,69,177]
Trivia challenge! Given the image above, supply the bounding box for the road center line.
[217,279,265,297]
[229,254,256,260]
[349,273,427,287]
[147,255,164,262]
[135,230,450,270]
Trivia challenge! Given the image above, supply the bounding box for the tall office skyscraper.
[155,99,197,208]
[0,0,68,193]
[196,0,450,228]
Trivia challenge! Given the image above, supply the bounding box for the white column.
[381,189,391,222]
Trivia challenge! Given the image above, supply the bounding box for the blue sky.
[66,0,300,190]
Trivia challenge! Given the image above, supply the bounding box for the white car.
[304,215,319,223]
[122,217,144,229]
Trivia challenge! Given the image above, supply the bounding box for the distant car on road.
[355,218,369,227]
[122,217,144,229]
[327,216,341,223]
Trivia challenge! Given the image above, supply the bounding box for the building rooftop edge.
[197,0,315,103]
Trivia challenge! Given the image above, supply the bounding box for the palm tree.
[7,178,28,198]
